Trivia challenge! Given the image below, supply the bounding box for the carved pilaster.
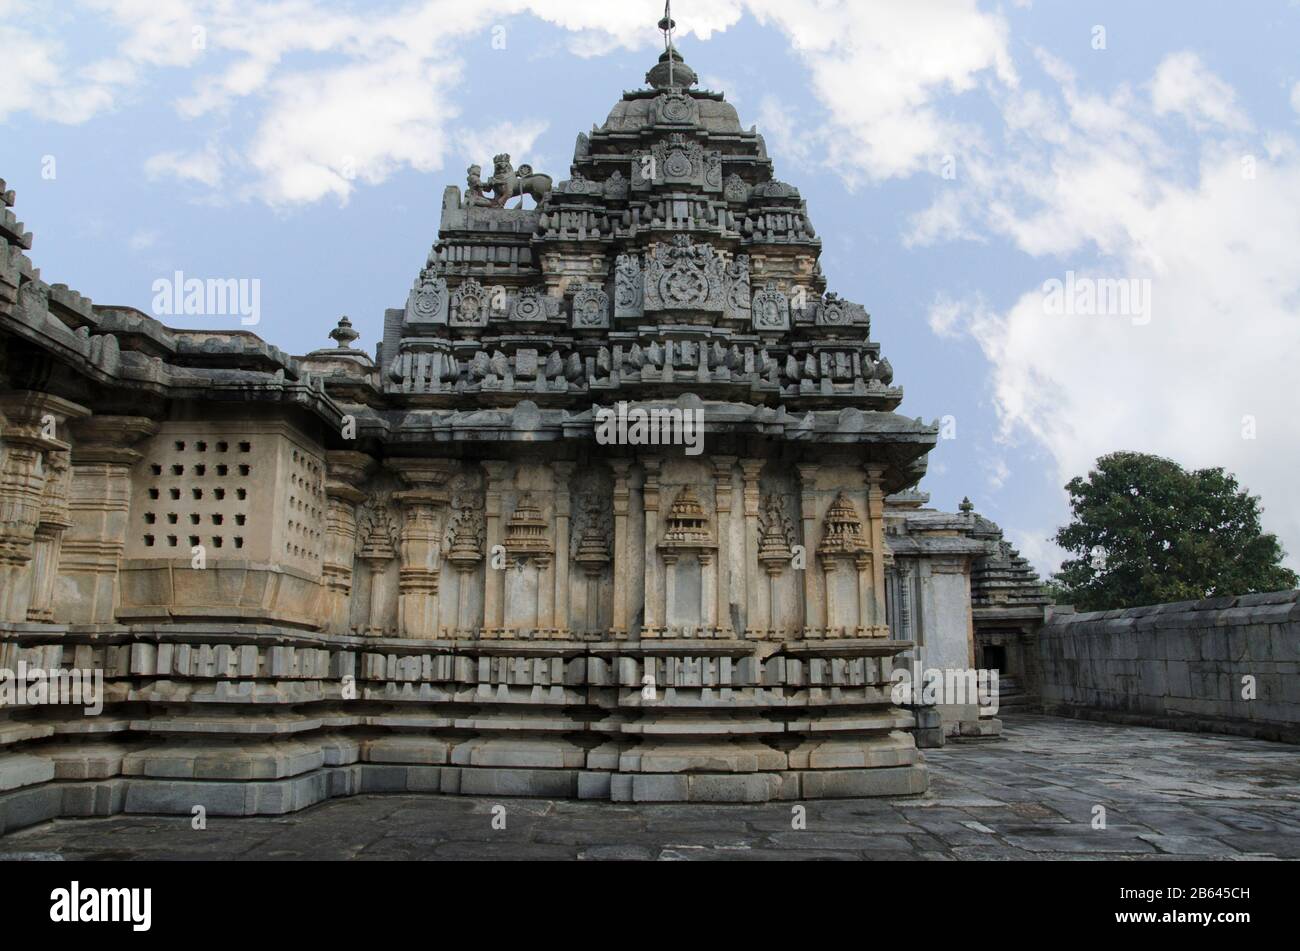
[552,462,576,637]
[640,456,662,636]
[740,459,764,636]
[817,490,873,636]
[481,461,511,635]
[796,464,820,636]
[26,448,72,622]
[56,415,157,625]
[609,460,632,637]
[323,451,376,635]
[0,392,90,622]
[711,456,736,636]
[446,472,486,639]
[865,463,889,632]
[390,459,455,639]
[356,492,399,635]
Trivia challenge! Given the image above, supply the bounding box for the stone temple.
[0,30,1050,825]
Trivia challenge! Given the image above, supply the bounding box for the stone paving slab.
[1,715,1296,861]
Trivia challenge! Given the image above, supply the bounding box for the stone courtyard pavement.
[2,715,1297,861]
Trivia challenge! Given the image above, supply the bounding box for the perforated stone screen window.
[125,421,326,575]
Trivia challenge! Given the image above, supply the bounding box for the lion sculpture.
[466,153,553,209]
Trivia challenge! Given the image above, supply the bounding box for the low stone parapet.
[0,622,928,833]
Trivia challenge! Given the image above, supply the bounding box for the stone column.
[0,392,89,623]
[26,448,72,622]
[390,459,454,639]
[711,456,736,636]
[640,456,662,637]
[551,462,575,637]
[661,552,677,632]
[57,416,158,625]
[864,464,889,631]
[797,464,820,636]
[323,451,375,635]
[699,548,716,630]
[360,553,393,635]
[609,460,632,637]
[739,460,764,635]
[855,553,872,636]
[482,461,511,635]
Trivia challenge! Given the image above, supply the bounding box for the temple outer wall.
[1038,591,1300,744]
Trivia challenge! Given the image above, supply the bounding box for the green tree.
[1052,452,1298,611]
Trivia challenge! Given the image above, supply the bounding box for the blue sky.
[3,0,1299,577]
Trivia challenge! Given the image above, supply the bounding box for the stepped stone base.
[0,622,929,833]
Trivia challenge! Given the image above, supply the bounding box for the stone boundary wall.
[1039,590,1300,743]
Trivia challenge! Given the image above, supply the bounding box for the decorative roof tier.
[371,21,932,482]
[818,493,870,557]
[966,505,1053,616]
[504,492,552,564]
[659,486,715,550]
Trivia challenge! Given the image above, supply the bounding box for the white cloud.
[906,189,982,247]
[127,228,159,251]
[927,294,966,338]
[745,0,1016,183]
[1151,51,1249,131]
[919,53,1300,571]
[982,454,1011,492]
[0,0,746,202]
[2,0,1015,199]
[145,146,224,187]
[1004,527,1065,581]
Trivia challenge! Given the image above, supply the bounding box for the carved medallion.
[816,292,849,326]
[450,279,489,328]
[511,289,544,322]
[405,275,448,326]
[654,90,700,126]
[603,170,629,200]
[572,284,610,329]
[723,173,750,204]
[665,149,693,178]
[643,237,725,313]
[751,281,791,332]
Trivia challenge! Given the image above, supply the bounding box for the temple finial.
[659,2,676,87]
[329,316,360,349]
[647,1,697,90]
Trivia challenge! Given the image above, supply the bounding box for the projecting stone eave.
[94,307,303,374]
[973,604,1050,624]
[0,283,351,439]
[887,536,997,558]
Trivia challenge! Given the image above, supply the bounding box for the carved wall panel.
[450,279,490,328]
[643,237,726,314]
[572,283,610,330]
[404,274,449,328]
[613,253,644,319]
